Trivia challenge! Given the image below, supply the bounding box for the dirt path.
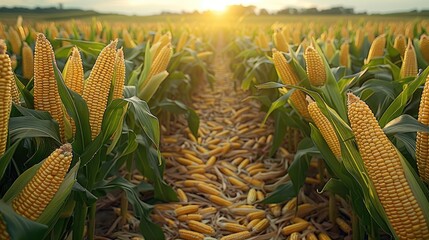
[151,39,324,239]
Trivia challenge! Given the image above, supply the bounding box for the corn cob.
[256,31,269,50]
[394,34,406,57]
[34,33,66,142]
[153,32,171,58]
[335,217,351,234]
[274,30,289,53]
[354,28,364,50]
[12,143,73,221]
[7,28,21,55]
[324,40,335,61]
[178,229,204,240]
[122,29,136,48]
[64,47,84,95]
[347,93,429,239]
[220,231,251,240]
[177,188,188,203]
[307,232,318,240]
[188,220,215,236]
[252,218,269,233]
[0,41,13,156]
[307,99,341,158]
[82,39,117,139]
[175,205,199,216]
[143,43,172,86]
[420,34,429,63]
[246,188,257,205]
[0,215,9,239]
[289,232,300,240]
[177,214,203,222]
[208,194,233,207]
[112,48,125,99]
[339,42,350,68]
[272,49,310,119]
[219,222,248,233]
[176,32,188,52]
[365,34,386,63]
[304,46,326,87]
[281,222,310,236]
[318,232,332,240]
[22,42,33,79]
[400,40,417,78]
[417,73,429,183]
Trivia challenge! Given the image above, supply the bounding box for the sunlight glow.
[200,0,258,13]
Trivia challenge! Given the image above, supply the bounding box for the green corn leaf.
[260,181,295,204]
[0,201,47,240]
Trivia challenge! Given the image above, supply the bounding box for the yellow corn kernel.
[12,144,73,221]
[307,100,341,158]
[272,49,310,119]
[400,41,417,78]
[256,190,265,201]
[83,39,117,139]
[177,214,203,222]
[188,220,215,236]
[365,34,386,63]
[420,34,429,63]
[21,42,33,79]
[339,42,350,68]
[174,205,199,216]
[177,188,188,203]
[348,93,429,238]
[281,222,310,236]
[34,33,66,142]
[229,208,264,216]
[0,215,10,239]
[184,153,204,165]
[394,34,406,57]
[247,188,257,205]
[113,48,125,99]
[252,218,269,233]
[178,229,204,240]
[0,41,13,155]
[220,231,251,240]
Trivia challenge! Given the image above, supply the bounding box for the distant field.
[0,11,423,26]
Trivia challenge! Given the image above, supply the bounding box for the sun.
[200,0,228,13]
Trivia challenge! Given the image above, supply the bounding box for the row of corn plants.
[0,16,214,240]
[227,20,429,239]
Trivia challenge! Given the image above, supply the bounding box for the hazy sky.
[2,0,429,15]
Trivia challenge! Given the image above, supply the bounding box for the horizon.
[1,0,429,16]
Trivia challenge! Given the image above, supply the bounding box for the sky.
[1,0,429,16]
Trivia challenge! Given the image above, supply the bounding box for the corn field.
[0,14,429,240]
